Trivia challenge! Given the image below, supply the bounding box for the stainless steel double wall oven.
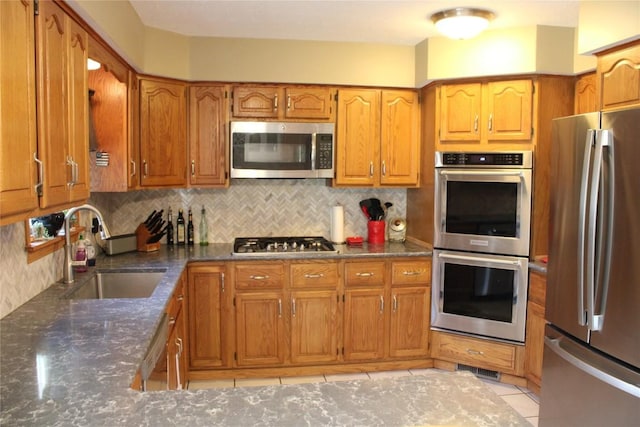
[431,151,533,343]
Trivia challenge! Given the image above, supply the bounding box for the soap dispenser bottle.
[74,234,88,272]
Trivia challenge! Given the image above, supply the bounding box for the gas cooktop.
[233,236,337,256]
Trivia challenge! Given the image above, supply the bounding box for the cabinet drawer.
[290,261,339,288]
[431,331,523,375]
[391,260,431,286]
[235,263,285,290]
[344,261,385,287]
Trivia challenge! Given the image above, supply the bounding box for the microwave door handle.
[578,129,595,327]
[310,133,317,171]
[437,252,520,267]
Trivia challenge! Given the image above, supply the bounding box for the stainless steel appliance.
[539,108,640,425]
[431,249,529,342]
[434,151,532,257]
[232,236,338,256]
[230,121,335,179]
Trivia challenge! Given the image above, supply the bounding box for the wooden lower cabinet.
[389,286,430,358]
[188,263,229,370]
[431,330,525,378]
[524,271,547,393]
[290,290,339,364]
[343,288,386,361]
[235,291,287,366]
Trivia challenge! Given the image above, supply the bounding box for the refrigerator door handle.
[589,130,615,331]
[545,335,640,398]
[577,130,595,326]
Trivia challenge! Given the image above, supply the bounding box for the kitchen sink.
[67,271,165,300]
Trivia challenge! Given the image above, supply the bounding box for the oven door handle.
[437,252,521,267]
[439,170,526,178]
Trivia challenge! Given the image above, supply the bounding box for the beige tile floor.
[187,369,540,426]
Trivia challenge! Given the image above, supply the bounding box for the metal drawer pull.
[273,94,278,110]
[177,294,184,301]
[249,275,270,280]
[168,316,176,325]
[402,271,421,276]
[304,273,324,279]
[356,272,374,277]
[466,349,484,356]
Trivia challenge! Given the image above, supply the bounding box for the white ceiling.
[129,0,581,45]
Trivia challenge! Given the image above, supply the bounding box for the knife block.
[135,223,161,252]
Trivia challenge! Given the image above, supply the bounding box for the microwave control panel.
[316,134,334,169]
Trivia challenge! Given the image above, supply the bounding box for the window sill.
[26,226,84,264]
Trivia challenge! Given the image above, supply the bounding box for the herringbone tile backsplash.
[90,179,407,243]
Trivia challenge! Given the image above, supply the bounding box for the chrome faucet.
[63,204,112,284]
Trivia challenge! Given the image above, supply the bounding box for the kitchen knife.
[149,220,165,235]
[143,210,157,226]
[146,210,163,231]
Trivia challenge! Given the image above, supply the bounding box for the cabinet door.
[389,286,429,358]
[484,80,533,143]
[335,89,380,186]
[0,0,39,223]
[232,86,279,118]
[439,83,482,143]
[139,78,187,187]
[189,85,228,187]
[284,87,334,120]
[597,43,640,110]
[575,73,597,114]
[188,265,228,369]
[36,0,71,208]
[380,90,420,186]
[524,272,547,391]
[66,17,90,203]
[235,291,286,366]
[290,290,339,364]
[343,289,385,361]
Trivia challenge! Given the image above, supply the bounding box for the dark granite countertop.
[1,242,437,426]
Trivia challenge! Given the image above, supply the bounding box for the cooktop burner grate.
[233,236,337,255]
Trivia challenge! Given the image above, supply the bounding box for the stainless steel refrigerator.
[539,107,640,426]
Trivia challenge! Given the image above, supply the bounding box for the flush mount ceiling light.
[431,7,495,40]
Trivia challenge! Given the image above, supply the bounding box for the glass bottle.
[176,209,185,245]
[199,205,208,246]
[187,208,194,246]
[166,208,174,245]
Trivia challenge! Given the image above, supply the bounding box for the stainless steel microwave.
[230,121,335,178]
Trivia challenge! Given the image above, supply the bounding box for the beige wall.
[578,1,640,54]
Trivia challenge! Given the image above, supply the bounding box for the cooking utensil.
[359,200,373,220]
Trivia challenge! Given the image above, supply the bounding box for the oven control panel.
[436,151,532,168]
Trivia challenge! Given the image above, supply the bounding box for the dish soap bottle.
[74,234,88,272]
[199,205,208,246]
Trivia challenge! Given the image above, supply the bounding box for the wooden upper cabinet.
[335,89,380,186]
[439,83,482,142]
[231,85,335,121]
[437,79,533,150]
[284,87,334,120]
[335,88,420,187]
[139,77,187,187]
[35,0,90,209]
[380,90,420,186]
[575,72,597,114]
[0,0,39,224]
[188,85,229,187]
[597,42,640,111]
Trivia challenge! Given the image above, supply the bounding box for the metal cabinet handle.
[143,160,148,177]
[273,94,278,110]
[474,114,479,133]
[66,156,74,188]
[382,160,386,177]
[278,299,282,317]
[304,273,324,279]
[249,275,270,280]
[177,294,184,301]
[488,113,493,132]
[168,316,176,325]
[369,161,374,177]
[221,272,225,292]
[33,153,43,195]
[466,349,484,356]
[392,295,398,312]
[356,272,374,277]
[379,296,384,314]
[73,159,79,185]
[291,298,296,317]
[287,95,291,110]
[130,159,136,177]
[176,337,183,356]
[191,160,195,176]
[402,270,421,276]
